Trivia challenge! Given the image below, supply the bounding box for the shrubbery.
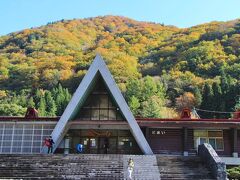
[227,166,240,179]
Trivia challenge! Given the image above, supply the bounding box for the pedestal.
[64,138,70,155]
[183,151,189,156]
[232,152,238,158]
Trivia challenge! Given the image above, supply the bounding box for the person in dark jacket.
[47,136,55,154]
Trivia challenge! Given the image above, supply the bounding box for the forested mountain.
[0,16,240,118]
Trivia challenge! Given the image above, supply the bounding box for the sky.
[0,0,240,36]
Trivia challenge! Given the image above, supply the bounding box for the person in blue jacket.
[76,143,83,153]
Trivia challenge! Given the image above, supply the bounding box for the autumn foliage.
[0,16,240,118]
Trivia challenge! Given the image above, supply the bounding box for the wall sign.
[151,130,166,135]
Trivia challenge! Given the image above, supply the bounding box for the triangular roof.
[51,54,153,155]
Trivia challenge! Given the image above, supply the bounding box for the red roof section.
[0,116,239,123]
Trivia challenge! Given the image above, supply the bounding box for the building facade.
[0,55,239,160]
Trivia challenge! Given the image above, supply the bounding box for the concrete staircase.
[0,154,124,179]
[123,155,160,180]
[0,154,161,179]
[0,154,215,179]
[157,155,215,180]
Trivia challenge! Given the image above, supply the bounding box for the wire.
[194,107,235,114]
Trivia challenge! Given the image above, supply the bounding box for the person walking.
[127,158,134,180]
[43,137,50,153]
[47,136,55,154]
[76,143,83,153]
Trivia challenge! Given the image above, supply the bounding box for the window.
[100,109,108,120]
[92,95,99,108]
[99,95,108,108]
[109,110,116,120]
[208,131,222,137]
[92,109,99,120]
[76,93,123,121]
[209,138,216,149]
[90,138,96,147]
[0,123,54,154]
[118,138,131,148]
[79,109,91,120]
[194,130,224,151]
[216,139,224,150]
[200,138,207,144]
[13,136,22,141]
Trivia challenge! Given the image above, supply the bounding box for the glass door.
[98,137,109,154]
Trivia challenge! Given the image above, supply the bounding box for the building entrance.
[67,129,141,154]
[75,136,116,154]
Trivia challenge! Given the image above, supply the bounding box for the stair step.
[156,155,213,180]
[0,154,215,179]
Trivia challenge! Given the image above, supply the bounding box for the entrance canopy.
[51,54,153,154]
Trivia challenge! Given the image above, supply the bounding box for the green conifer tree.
[55,92,65,116]
[200,83,214,118]
[193,87,202,107]
[220,69,234,118]
[220,69,230,95]
[212,82,222,118]
[125,78,142,102]
[38,97,46,116]
[27,97,35,108]
[45,91,57,116]
[142,76,157,101]
[129,96,140,115]
[34,89,43,109]
[53,84,72,116]
[141,95,164,118]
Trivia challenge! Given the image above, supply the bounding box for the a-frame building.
[0,54,239,166]
[51,55,153,155]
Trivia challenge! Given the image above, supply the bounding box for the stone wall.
[198,143,227,180]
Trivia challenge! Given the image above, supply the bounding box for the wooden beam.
[232,128,238,152]
[183,127,188,151]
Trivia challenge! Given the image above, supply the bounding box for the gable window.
[76,76,123,121]
[194,130,224,151]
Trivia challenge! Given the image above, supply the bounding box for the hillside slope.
[0,16,239,90]
[0,16,240,118]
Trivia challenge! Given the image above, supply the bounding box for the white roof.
[51,54,153,154]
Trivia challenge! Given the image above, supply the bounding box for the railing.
[0,116,60,121]
[198,143,227,180]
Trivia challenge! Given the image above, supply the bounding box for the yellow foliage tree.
[176,92,196,112]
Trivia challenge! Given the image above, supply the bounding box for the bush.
[227,166,240,179]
